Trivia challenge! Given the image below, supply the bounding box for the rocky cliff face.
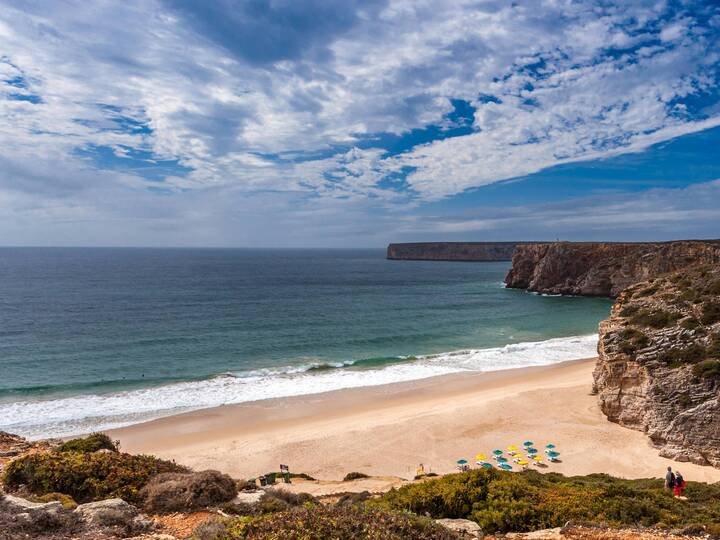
[592,265,720,466]
[387,242,521,261]
[505,241,720,297]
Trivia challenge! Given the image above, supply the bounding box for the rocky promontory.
[505,241,720,297]
[387,242,522,261]
[592,265,720,466]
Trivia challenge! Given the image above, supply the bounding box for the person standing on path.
[674,471,686,497]
[665,466,675,492]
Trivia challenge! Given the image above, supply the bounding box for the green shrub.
[693,360,720,379]
[680,317,701,330]
[373,470,720,535]
[343,471,370,481]
[218,505,459,539]
[2,450,188,504]
[629,309,680,329]
[708,333,720,359]
[617,328,649,354]
[701,301,720,325]
[659,343,706,366]
[58,433,118,454]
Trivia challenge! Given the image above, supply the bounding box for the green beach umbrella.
[457,459,468,465]
[547,451,559,457]
[545,444,556,449]
[499,464,513,470]
[523,441,534,446]
[497,457,508,463]
[492,450,503,455]
[481,462,493,468]
[527,448,538,454]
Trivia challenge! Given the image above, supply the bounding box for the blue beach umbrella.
[527,448,538,454]
[547,451,559,457]
[499,464,513,470]
[545,444,556,449]
[523,441,534,446]
[481,462,493,468]
[496,457,508,463]
[457,459,468,465]
[492,450,503,455]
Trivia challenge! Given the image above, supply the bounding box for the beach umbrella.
[518,460,529,465]
[545,444,556,449]
[492,450,503,455]
[547,451,559,457]
[507,445,517,451]
[499,464,513,470]
[457,459,468,465]
[532,456,543,461]
[475,454,486,461]
[527,448,538,454]
[523,441,534,446]
[481,462,493,468]
[497,457,508,463]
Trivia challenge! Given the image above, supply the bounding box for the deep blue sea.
[0,248,612,439]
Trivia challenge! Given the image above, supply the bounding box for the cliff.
[505,241,720,297]
[592,265,720,466]
[387,242,521,261]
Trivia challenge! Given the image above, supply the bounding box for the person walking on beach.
[674,471,685,498]
[665,466,675,492]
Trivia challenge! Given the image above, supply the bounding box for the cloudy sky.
[1,0,719,247]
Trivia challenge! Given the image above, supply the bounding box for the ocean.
[0,248,612,439]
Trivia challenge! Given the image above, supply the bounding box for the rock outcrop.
[505,241,720,297]
[592,265,720,466]
[387,242,523,261]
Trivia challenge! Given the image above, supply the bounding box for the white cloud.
[0,0,718,243]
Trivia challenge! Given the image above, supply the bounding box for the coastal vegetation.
[2,445,187,504]
[373,469,720,535]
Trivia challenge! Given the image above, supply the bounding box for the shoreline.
[109,358,720,486]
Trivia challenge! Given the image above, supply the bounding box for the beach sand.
[109,358,720,490]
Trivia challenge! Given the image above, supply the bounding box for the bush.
[373,469,720,535]
[219,505,460,539]
[140,470,237,513]
[343,471,370,481]
[629,309,680,329]
[618,328,649,354]
[693,360,720,379]
[701,301,720,325]
[659,343,706,366]
[262,488,316,507]
[2,450,188,504]
[58,433,118,454]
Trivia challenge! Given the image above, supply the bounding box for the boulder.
[2,493,62,513]
[74,497,153,534]
[435,518,483,539]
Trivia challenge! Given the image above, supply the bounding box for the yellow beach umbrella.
[532,456,543,461]
[475,454,486,461]
[518,460,529,465]
[507,445,517,451]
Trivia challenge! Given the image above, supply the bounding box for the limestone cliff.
[387,242,521,261]
[592,266,720,466]
[505,241,720,297]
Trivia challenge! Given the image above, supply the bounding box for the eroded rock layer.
[505,241,720,297]
[592,265,720,466]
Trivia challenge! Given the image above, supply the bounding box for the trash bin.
[259,475,267,486]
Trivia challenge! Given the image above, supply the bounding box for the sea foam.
[1,334,598,439]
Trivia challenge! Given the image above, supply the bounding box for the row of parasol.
[456,442,560,471]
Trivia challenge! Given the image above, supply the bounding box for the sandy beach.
[109,358,720,489]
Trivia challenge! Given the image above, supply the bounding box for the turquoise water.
[0,248,612,438]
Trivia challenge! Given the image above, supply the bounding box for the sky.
[0,0,719,247]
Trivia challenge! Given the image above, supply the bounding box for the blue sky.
[0,0,719,246]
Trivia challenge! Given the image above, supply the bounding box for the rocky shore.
[504,241,720,297]
[387,242,522,261]
[592,265,720,466]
